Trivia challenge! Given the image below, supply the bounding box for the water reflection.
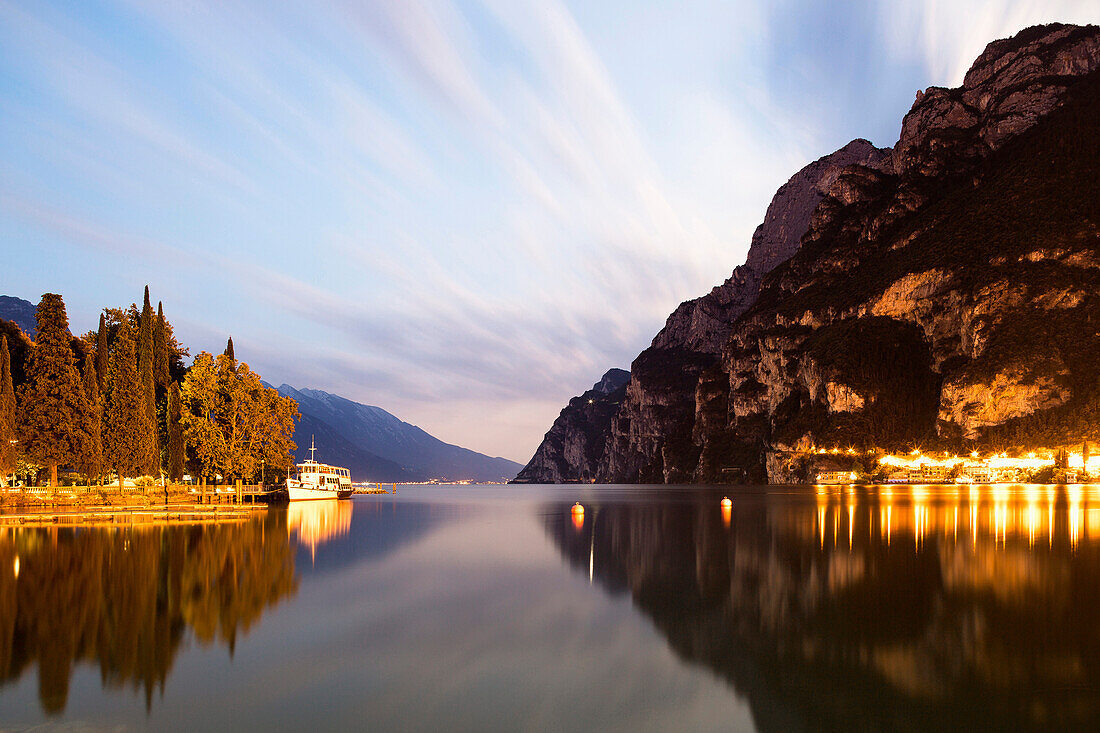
[0,512,297,715]
[288,500,354,561]
[547,485,1100,731]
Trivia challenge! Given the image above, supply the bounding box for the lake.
[2,484,1100,731]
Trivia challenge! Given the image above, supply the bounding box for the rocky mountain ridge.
[513,368,628,483]
[0,296,37,338]
[519,23,1100,484]
[281,385,522,482]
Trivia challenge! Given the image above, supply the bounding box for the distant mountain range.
[0,296,36,337]
[0,294,518,483]
[277,385,522,483]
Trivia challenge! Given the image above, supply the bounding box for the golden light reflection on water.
[288,500,354,560]
[809,484,1100,552]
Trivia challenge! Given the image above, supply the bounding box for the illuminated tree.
[94,312,108,395]
[0,336,15,481]
[16,294,89,488]
[223,337,234,362]
[154,301,170,388]
[180,351,297,481]
[103,317,156,484]
[167,381,185,481]
[138,287,159,474]
[79,357,103,483]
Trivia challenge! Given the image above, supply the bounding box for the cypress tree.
[224,337,235,362]
[167,381,185,481]
[154,301,170,387]
[0,336,15,482]
[138,287,159,475]
[95,312,108,394]
[104,318,156,484]
[80,357,103,484]
[16,294,89,488]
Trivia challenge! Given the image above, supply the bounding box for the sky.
[1,1,1097,463]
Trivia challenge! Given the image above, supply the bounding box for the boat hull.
[287,484,353,501]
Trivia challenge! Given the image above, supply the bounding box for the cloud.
[880,0,1100,87]
[12,0,1078,461]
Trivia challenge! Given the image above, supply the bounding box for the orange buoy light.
[720,497,732,528]
[720,497,732,508]
[570,502,585,529]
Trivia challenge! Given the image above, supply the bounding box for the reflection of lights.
[971,503,978,548]
[790,484,1100,555]
[819,506,826,549]
[721,502,732,528]
[288,500,354,562]
[571,511,584,530]
[914,503,927,550]
[588,534,594,584]
[12,556,18,578]
[1069,486,1083,551]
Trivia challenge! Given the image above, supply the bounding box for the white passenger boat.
[286,438,354,501]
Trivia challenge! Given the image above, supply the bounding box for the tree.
[154,302,170,388]
[224,337,234,362]
[80,357,103,483]
[95,312,108,395]
[167,381,185,481]
[103,317,157,484]
[0,336,15,481]
[180,352,297,481]
[138,287,159,475]
[16,294,89,488]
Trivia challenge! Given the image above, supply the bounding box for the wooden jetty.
[0,504,261,527]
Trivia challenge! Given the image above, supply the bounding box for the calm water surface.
[3,484,1100,731]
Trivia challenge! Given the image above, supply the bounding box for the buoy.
[570,502,584,529]
[720,497,732,508]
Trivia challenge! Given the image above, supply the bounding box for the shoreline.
[0,503,263,526]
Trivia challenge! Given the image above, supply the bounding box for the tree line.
[0,289,298,488]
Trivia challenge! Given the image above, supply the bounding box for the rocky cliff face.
[701,23,1100,481]
[597,140,893,483]
[519,23,1100,484]
[513,369,628,483]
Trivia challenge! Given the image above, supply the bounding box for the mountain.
[521,23,1100,484]
[279,385,522,482]
[513,368,628,483]
[0,296,36,338]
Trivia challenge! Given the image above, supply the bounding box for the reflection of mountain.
[0,513,296,715]
[546,488,1100,731]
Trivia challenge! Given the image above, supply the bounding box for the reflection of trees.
[546,491,1100,731]
[0,512,296,714]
